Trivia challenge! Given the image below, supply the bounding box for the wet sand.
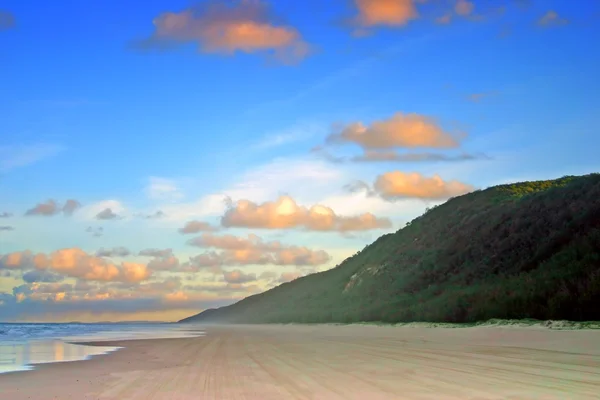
[0,324,599,399]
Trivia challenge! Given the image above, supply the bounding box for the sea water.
[0,322,204,374]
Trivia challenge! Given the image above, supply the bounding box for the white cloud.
[157,194,229,222]
[0,144,64,172]
[76,200,127,222]
[149,157,345,223]
[145,177,184,202]
[251,122,325,151]
[224,157,343,203]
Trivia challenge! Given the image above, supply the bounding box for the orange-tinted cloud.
[0,251,34,269]
[139,1,310,64]
[435,14,452,25]
[223,269,257,284]
[537,10,569,27]
[187,233,331,266]
[373,171,475,200]
[178,220,219,234]
[326,112,460,150]
[278,271,302,283]
[4,248,153,283]
[455,0,474,16]
[221,195,392,231]
[467,92,494,102]
[352,0,418,27]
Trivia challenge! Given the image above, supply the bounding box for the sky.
[0,0,599,322]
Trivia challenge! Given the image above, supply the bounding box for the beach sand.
[0,324,599,399]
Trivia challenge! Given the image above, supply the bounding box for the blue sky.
[0,0,599,322]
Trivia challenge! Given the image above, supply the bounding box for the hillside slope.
[180,174,600,324]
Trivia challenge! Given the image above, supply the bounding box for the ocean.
[0,322,204,374]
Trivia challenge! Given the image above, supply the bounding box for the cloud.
[455,0,474,16]
[147,256,181,272]
[85,226,103,237]
[365,171,475,200]
[134,277,183,294]
[0,226,14,231]
[314,147,486,163]
[62,199,82,215]
[78,200,126,221]
[178,220,219,234]
[221,195,392,231]
[258,271,278,280]
[140,210,166,219]
[135,0,310,64]
[145,177,184,202]
[0,212,12,218]
[0,144,64,172]
[24,199,81,217]
[223,269,256,284]
[183,281,260,295]
[6,248,152,283]
[0,289,238,321]
[435,14,452,25]
[251,122,321,150]
[351,0,419,29]
[25,199,59,216]
[466,92,498,103]
[0,251,34,269]
[278,271,302,283]
[139,248,173,258]
[121,262,152,283]
[537,10,569,27]
[13,282,75,302]
[157,157,343,223]
[0,10,16,30]
[22,270,65,283]
[187,233,332,266]
[96,247,131,258]
[96,208,120,220]
[326,112,460,150]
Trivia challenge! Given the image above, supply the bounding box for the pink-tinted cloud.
[178,220,219,234]
[24,199,81,217]
[537,10,569,27]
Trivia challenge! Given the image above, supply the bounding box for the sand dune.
[1,324,599,399]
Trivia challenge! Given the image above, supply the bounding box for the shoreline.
[1,324,599,399]
[0,327,206,376]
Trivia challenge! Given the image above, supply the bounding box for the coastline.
[1,324,599,399]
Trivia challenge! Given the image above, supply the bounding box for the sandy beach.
[0,324,599,399]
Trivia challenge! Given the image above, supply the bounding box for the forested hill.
[179,173,600,324]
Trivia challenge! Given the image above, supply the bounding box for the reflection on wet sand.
[0,340,120,373]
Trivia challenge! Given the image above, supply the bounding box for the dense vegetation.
[180,174,600,324]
